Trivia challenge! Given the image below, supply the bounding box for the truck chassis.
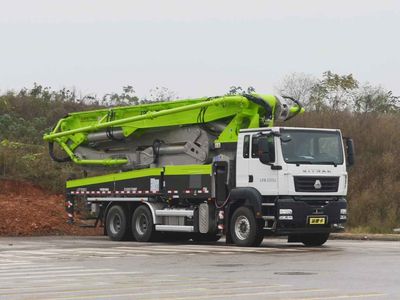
[67,162,346,247]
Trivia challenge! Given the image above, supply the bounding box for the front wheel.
[230,206,264,247]
[301,233,330,247]
[132,205,155,242]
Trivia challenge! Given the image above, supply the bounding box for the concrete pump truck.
[43,93,354,247]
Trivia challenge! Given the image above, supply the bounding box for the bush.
[0,142,79,193]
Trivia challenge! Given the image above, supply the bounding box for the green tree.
[102,85,139,106]
[226,86,256,95]
[278,71,359,112]
[315,71,359,111]
[354,84,400,113]
[145,86,177,103]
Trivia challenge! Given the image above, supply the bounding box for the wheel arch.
[228,187,263,218]
[224,187,263,244]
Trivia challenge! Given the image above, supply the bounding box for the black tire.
[230,206,264,247]
[300,233,330,247]
[132,205,155,242]
[253,227,265,246]
[106,205,130,241]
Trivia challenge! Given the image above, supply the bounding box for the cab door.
[247,134,279,195]
[235,134,251,187]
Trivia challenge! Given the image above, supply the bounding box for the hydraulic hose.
[48,141,72,163]
[282,95,303,121]
[243,94,273,120]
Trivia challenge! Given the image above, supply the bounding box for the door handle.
[248,175,254,183]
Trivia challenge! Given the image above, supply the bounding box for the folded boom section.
[44,94,303,169]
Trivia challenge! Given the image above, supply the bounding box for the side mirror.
[345,138,355,167]
[258,136,275,165]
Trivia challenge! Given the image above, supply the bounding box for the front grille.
[294,176,339,192]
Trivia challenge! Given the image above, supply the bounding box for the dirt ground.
[0,179,101,236]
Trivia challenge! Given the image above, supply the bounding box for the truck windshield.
[280,129,343,165]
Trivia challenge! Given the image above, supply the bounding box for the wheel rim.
[110,214,121,235]
[136,213,149,236]
[234,216,251,240]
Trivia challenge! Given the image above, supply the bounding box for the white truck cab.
[231,127,353,245]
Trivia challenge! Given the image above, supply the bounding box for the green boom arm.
[43,94,303,166]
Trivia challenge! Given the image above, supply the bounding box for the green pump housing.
[44,94,303,168]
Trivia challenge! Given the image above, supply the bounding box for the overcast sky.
[0,0,399,99]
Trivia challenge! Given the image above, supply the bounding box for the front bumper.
[263,196,347,236]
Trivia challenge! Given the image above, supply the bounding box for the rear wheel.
[132,205,155,242]
[230,206,263,247]
[106,205,130,241]
[300,233,330,247]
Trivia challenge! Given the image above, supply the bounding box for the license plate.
[308,217,326,225]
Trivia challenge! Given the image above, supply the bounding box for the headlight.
[279,209,293,215]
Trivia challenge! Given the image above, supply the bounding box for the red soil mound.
[0,180,101,236]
